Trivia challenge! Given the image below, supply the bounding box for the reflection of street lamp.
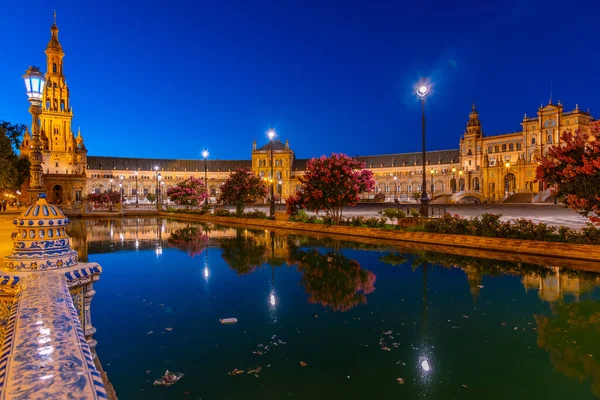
[267,129,276,217]
[23,66,46,202]
[416,82,430,217]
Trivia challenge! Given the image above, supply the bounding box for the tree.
[166,176,207,208]
[536,122,600,225]
[145,192,157,204]
[0,121,30,195]
[218,168,268,216]
[287,153,374,223]
[83,191,121,205]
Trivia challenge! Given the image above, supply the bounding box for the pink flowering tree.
[288,153,375,224]
[535,121,600,225]
[218,168,268,216]
[166,176,208,209]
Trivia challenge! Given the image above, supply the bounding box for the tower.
[20,13,88,204]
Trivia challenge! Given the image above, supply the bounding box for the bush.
[214,208,232,217]
[348,215,367,227]
[242,209,268,219]
[422,213,600,244]
[364,217,386,228]
[373,193,386,202]
[289,210,310,223]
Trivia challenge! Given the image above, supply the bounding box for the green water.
[68,218,600,399]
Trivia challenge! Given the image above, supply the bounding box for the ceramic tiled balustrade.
[0,272,107,400]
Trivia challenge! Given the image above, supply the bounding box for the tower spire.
[549,82,553,105]
[53,9,57,25]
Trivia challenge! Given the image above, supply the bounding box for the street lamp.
[393,176,398,201]
[119,175,124,206]
[202,149,209,204]
[154,165,159,209]
[416,82,430,217]
[157,173,162,208]
[110,178,113,193]
[458,170,464,191]
[278,180,282,203]
[267,129,276,217]
[23,66,46,203]
[135,170,139,207]
[505,162,511,193]
[430,169,435,194]
[451,167,456,193]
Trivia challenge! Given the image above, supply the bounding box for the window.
[468,160,472,166]
[55,162,59,167]
[53,63,57,73]
[532,137,536,145]
[516,142,522,150]
[501,144,507,152]
[547,134,553,144]
[494,145,499,153]
[407,185,412,193]
[509,143,514,151]
[487,145,493,153]
[260,171,265,178]
[276,171,282,180]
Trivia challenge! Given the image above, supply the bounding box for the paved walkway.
[342,203,592,230]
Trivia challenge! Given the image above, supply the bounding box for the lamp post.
[267,129,276,217]
[278,180,282,203]
[416,83,430,217]
[430,169,435,194]
[154,165,159,209]
[119,175,123,207]
[22,66,46,203]
[135,170,139,207]
[393,176,397,201]
[505,162,511,194]
[202,149,209,204]
[110,179,113,193]
[458,170,463,191]
[157,173,162,208]
[451,167,456,193]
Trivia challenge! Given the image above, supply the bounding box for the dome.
[5,193,78,271]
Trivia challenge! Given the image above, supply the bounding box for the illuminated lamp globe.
[23,66,46,103]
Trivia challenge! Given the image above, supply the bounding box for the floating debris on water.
[165,327,173,332]
[300,361,307,367]
[220,318,238,324]
[147,331,154,335]
[153,370,184,387]
[397,378,405,384]
[248,366,262,375]
[229,368,244,376]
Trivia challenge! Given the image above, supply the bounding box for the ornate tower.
[20,13,89,204]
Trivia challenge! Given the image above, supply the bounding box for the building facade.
[20,19,595,205]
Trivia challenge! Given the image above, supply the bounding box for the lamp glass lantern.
[23,66,46,102]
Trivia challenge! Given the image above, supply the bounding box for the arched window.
[547,133,553,144]
[487,145,493,153]
[60,101,65,111]
[276,171,282,180]
[531,137,536,145]
[29,230,35,239]
[516,142,522,150]
[260,171,265,178]
[467,148,473,156]
[53,63,57,73]
[494,145,499,153]
[501,144,507,152]
[509,143,514,151]
[407,185,412,193]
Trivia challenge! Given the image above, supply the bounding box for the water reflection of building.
[522,267,600,303]
[464,265,483,303]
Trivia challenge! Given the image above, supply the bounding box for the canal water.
[68,218,600,399]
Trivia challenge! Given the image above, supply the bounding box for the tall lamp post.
[267,129,276,218]
[22,66,46,203]
[109,178,113,193]
[451,167,456,193]
[429,169,436,194]
[278,181,282,203]
[458,170,464,191]
[202,149,209,204]
[119,175,123,207]
[135,170,139,207]
[505,162,511,194]
[154,165,159,210]
[157,173,162,208]
[393,176,397,201]
[416,83,430,217]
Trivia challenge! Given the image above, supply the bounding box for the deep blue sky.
[1,0,598,160]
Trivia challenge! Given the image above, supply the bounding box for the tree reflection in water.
[536,301,600,398]
[220,232,267,275]
[290,246,376,312]
[167,226,209,257]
